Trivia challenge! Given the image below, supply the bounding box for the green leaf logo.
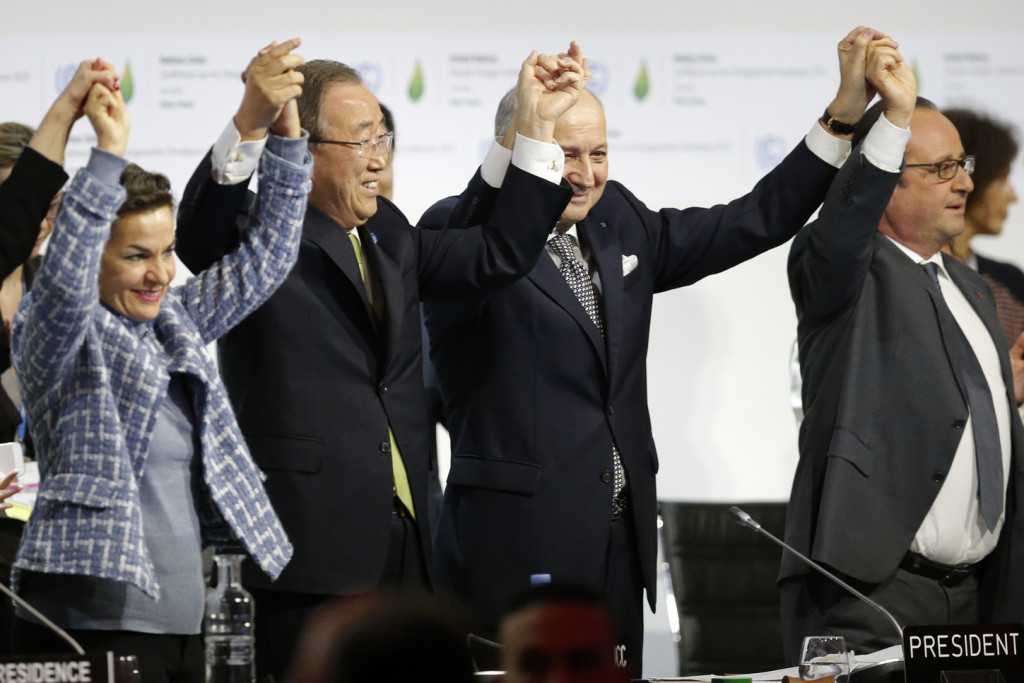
[120,61,134,104]
[408,60,424,102]
[634,60,649,101]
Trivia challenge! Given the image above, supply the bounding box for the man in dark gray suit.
[783,37,1024,660]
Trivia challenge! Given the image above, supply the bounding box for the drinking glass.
[799,635,850,682]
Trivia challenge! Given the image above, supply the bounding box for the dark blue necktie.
[922,262,1003,531]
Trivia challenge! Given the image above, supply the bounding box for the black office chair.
[659,501,788,676]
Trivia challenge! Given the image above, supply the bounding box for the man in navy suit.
[420,28,893,675]
[782,39,1024,659]
[175,40,580,681]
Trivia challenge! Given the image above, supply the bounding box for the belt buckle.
[940,565,971,586]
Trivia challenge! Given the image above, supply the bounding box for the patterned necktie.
[349,231,416,518]
[922,262,1003,531]
[548,232,627,515]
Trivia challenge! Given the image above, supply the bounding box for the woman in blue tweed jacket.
[9,45,310,682]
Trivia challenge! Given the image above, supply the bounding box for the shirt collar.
[884,235,950,280]
[548,224,579,244]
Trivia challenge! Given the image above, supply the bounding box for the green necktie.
[349,231,416,518]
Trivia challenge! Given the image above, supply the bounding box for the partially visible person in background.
[0,58,121,654]
[379,103,395,201]
[289,591,475,683]
[943,109,1023,350]
[0,122,58,455]
[499,582,629,683]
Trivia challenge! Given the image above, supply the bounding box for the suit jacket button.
[601,470,612,483]
[932,471,946,483]
[379,383,389,393]
[607,405,615,415]
[380,441,391,453]
[952,419,965,429]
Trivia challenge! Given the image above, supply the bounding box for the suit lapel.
[583,218,623,383]
[907,254,972,405]
[944,253,1017,399]
[360,225,405,359]
[303,206,377,332]
[527,234,608,371]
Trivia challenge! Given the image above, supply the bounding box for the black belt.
[899,551,983,586]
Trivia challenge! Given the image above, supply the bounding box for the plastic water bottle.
[204,553,255,683]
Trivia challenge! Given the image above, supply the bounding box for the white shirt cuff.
[480,138,513,188]
[862,113,911,174]
[211,119,268,185]
[511,133,564,186]
[804,121,852,169]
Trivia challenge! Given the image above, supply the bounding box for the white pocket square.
[622,254,639,276]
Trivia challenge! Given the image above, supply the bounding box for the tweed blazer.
[11,147,311,598]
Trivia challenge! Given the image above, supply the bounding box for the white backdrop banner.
[2,32,1022,501]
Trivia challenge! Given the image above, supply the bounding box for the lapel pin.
[371,233,378,244]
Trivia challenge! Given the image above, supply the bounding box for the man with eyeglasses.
[782,37,1024,660]
[175,39,579,681]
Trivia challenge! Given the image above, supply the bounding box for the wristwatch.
[819,109,857,135]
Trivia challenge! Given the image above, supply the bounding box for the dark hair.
[851,96,939,149]
[944,108,1019,198]
[296,60,363,140]
[503,580,607,617]
[380,102,395,140]
[116,164,174,222]
[291,593,474,683]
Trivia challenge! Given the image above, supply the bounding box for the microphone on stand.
[728,505,905,647]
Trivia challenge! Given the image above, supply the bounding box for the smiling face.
[308,83,388,229]
[98,205,176,322]
[879,108,975,258]
[554,91,608,232]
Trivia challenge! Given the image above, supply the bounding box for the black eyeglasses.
[309,131,393,158]
[905,155,975,181]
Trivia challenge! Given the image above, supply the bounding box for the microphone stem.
[753,524,905,643]
[0,579,85,655]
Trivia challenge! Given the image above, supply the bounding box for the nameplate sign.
[904,624,1023,683]
[0,652,113,683]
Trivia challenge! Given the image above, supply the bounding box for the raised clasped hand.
[826,27,893,126]
[84,82,130,157]
[235,38,306,141]
[512,41,589,144]
[865,37,917,127]
[61,58,120,122]
[531,40,590,122]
